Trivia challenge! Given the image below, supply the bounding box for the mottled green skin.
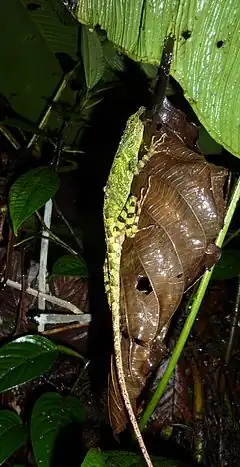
[103,107,153,467]
[104,106,145,234]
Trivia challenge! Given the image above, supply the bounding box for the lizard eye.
[136,275,152,295]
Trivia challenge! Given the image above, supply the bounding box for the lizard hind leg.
[116,194,141,238]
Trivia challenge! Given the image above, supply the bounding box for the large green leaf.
[0,335,59,392]
[71,0,240,158]
[9,167,60,235]
[31,392,85,467]
[52,254,88,277]
[0,410,27,465]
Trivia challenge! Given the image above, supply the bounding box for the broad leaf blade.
[172,0,240,158]
[0,0,61,123]
[0,410,27,465]
[81,26,105,89]
[52,254,88,277]
[31,392,85,467]
[9,167,60,235]
[0,335,59,392]
[74,0,240,158]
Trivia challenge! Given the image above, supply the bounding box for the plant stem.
[139,175,240,432]
[36,211,79,257]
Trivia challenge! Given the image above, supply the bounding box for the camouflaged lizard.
[103,107,155,466]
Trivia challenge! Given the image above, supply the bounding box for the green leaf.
[0,335,59,392]
[102,451,188,467]
[52,254,88,277]
[81,26,105,89]
[22,0,78,60]
[9,167,60,235]
[102,40,125,72]
[74,0,240,158]
[31,392,85,467]
[198,125,223,155]
[81,450,189,467]
[211,249,240,281]
[0,0,62,124]
[81,449,105,467]
[0,410,27,465]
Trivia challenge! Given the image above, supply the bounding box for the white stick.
[6,279,83,314]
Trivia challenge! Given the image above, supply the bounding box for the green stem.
[139,175,240,432]
[36,211,79,257]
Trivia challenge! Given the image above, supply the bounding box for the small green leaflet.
[0,410,27,465]
[9,167,60,235]
[31,392,85,467]
[81,26,105,90]
[52,254,88,277]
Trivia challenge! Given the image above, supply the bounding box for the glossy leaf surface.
[31,392,85,467]
[109,98,227,432]
[9,167,60,235]
[0,410,27,465]
[0,335,59,392]
[52,254,88,277]
[71,0,240,157]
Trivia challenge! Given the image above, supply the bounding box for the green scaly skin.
[103,107,154,467]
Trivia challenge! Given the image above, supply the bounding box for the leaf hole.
[136,276,153,295]
[217,40,224,48]
[182,30,191,40]
[27,2,41,10]
[132,337,146,347]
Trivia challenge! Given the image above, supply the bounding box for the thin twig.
[27,62,80,149]
[53,199,83,252]
[0,125,21,150]
[224,275,240,365]
[6,278,83,314]
[36,211,79,257]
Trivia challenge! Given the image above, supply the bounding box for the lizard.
[103,106,163,467]
[103,38,173,466]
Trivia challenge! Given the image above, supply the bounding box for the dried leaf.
[109,98,227,433]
